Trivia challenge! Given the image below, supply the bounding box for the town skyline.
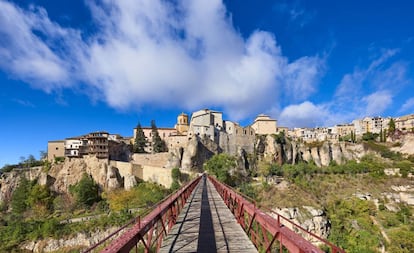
[1,0,414,167]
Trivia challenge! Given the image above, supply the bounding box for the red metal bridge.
[85,174,345,253]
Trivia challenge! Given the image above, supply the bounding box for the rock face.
[271,206,330,243]
[258,135,370,167]
[0,167,44,203]
[0,156,127,205]
[391,133,414,155]
[20,227,119,252]
[48,156,122,193]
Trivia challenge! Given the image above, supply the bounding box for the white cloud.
[0,0,324,121]
[279,101,331,127]
[0,2,83,90]
[400,97,414,113]
[362,90,393,116]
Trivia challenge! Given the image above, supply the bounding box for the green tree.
[204,154,236,186]
[151,120,167,153]
[350,130,356,143]
[389,118,396,134]
[70,173,101,207]
[11,177,32,214]
[171,168,181,191]
[362,132,378,141]
[134,122,147,153]
[379,129,384,142]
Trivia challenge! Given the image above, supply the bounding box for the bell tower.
[175,112,189,135]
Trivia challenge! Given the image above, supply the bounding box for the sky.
[1,0,413,167]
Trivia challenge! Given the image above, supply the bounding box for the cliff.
[258,135,368,167]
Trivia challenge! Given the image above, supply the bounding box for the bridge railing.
[84,175,202,253]
[208,175,346,253]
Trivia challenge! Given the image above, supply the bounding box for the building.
[334,124,355,137]
[64,138,88,157]
[175,113,189,135]
[47,140,65,162]
[251,114,277,135]
[395,114,414,131]
[87,131,109,159]
[353,117,391,135]
[188,109,223,142]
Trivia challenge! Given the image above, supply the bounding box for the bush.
[69,173,101,207]
[362,132,379,141]
[204,154,237,186]
[238,183,257,200]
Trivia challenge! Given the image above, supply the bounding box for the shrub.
[362,132,379,141]
[204,154,237,186]
[69,173,101,207]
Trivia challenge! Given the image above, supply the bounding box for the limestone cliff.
[271,206,330,243]
[258,135,370,167]
[0,156,127,205]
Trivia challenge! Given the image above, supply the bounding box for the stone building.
[250,114,277,135]
[47,140,65,162]
[396,114,414,131]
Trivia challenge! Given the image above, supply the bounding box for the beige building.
[396,114,414,131]
[334,124,355,137]
[353,117,390,135]
[251,114,277,135]
[47,140,65,162]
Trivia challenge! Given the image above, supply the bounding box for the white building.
[65,138,87,157]
[189,109,223,142]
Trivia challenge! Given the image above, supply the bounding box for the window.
[56,147,59,150]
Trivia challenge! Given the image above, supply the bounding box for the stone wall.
[132,153,170,168]
[136,165,172,188]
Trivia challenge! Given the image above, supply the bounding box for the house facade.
[250,114,277,135]
[47,140,65,162]
[396,114,414,131]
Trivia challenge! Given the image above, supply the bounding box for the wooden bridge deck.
[159,176,258,253]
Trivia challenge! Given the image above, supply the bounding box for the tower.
[175,112,189,135]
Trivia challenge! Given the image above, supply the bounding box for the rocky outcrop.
[20,227,119,252]
[48,156,121,193]
[0,167,45,203]
[271,206,330,243]
[383,185,414,206]
[181,136,216,172]
[259,136,371,167]
[391,133,414,155]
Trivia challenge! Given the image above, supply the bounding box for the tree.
[388,118,396,134]
[379,129,384,142]
[171,167,181,191]
[204,154,236,186]
[362,132,378,141]
[151,120,167,153]
[11,177,31,214]
[39,150,47,160]
[70,173,101,207]
[134,122,147,153]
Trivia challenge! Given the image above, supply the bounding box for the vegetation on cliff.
[0,173,169,252]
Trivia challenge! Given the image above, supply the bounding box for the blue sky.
[1,0,413,167]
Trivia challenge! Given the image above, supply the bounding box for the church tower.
[175,112,189,135]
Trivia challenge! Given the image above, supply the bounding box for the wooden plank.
[206,179,257,253]
[160,176,258,253]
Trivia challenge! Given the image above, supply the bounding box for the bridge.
[85,175,345,253]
